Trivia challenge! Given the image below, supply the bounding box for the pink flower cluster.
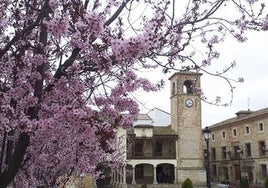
[111,36,149,62]
[71,11,104,48]
[43,15,69,37]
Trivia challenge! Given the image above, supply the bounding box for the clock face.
[185,99,193,107]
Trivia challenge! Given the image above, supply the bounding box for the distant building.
[64,71,268,188]
[207,108,268,184]
[133,107,171,126]
[146,108,171,126]
[111,71,206,188]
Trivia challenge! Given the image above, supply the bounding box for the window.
[233,128,237,137]
[211,133,215,141]
[245,143,252,157]
[258,141,266,156]
[222,131,226,139]
[259,122,264,132]
[211,147,216,160]
[134,140,143,157]
[172,82,176,95]
[245,126,250,135]
[234,146,242,159]
[261,164,267,178]
[155,140,163,156]
[212,164,217,176]
[221,146,227,159]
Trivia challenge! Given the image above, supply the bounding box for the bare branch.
[104,0,131,26]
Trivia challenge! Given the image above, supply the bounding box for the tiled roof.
[209,107,268,128]
[153,125,177,135]
[134,124,154,128]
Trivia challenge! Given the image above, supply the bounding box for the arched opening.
[156,164,175,184]
[183,80,194,94]
[135,164,154,184]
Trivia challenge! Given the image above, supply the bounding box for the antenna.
[247,98,250,111]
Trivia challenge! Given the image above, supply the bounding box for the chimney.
[235,110,253,119]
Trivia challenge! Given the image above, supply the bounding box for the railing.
[127,152,176,159]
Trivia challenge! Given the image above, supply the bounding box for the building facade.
[110,71,207,188]
[207,109,268,184]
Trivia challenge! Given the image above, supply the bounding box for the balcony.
[126,137,177,160]
[127,151,176,159]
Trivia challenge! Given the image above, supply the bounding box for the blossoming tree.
[0,0,267,187]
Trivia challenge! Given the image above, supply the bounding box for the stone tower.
[169,71,206,185]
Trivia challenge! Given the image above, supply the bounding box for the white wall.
[147,108,171,126]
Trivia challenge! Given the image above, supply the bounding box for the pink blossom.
[111,35,150,61]
[43,15,69,37]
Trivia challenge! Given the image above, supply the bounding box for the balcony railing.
[127,152,176,159]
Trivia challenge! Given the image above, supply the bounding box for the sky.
[137,31,268,127]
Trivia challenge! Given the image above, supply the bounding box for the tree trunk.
[0,132,30,187]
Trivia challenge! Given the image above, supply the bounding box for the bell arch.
[183,79,194,94]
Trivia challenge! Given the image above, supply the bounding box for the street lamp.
[203,127,211,188]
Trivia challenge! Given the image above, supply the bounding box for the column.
[123,166,126,184]
[110,171,114,186]
[116,171,119,186]
[132,166,136,184]
[120,167,123,184]
[122,165,127,188]
[112,171,116,186]
[174,166,178,184]
[173,139,176,158]
[153,166,157,184]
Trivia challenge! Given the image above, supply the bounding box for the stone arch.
[156,163,175,183]
[135,163,154,184]
[183,79,194,94]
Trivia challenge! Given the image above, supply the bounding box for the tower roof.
[168,71,202,80]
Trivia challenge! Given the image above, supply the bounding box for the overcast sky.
[137,31,268,127]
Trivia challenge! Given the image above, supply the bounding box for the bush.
[240,176,249,188]
[181,178,193,188]
[264,177,268,188]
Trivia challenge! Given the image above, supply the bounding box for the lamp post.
[203,127,211,188]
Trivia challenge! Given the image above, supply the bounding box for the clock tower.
[169,71,206,185]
